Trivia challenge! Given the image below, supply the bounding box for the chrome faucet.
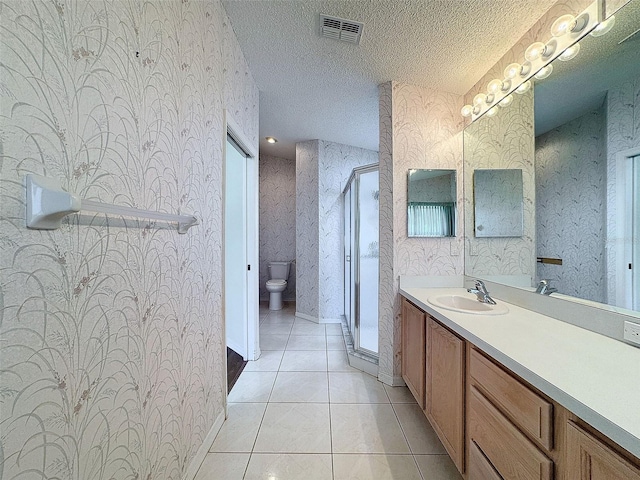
[467,280,497,305]
[535,279,557,295]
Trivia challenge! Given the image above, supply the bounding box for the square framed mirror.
[407,169,457,237]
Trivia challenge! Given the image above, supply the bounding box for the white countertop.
[400,286,640,459]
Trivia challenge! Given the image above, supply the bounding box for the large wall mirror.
[464,0,640,314]
[407,169,457,237]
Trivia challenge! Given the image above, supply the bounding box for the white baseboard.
[347,353,379,377]
[182,409,225,480]
[378,372,405,387]
[295,311,319,323]
[318,317,342,324]
[294,311,342,324]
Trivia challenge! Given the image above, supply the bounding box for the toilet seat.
[266,279,286,288]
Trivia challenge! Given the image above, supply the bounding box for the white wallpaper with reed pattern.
[259,155,296,302]
[536,107,606,302]
[295,141,320,318]
[0,1,258,478]
[378,81,464,384]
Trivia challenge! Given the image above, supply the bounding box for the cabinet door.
[401,298,426,408]
[426,316,465,473]
[566,422,640,480]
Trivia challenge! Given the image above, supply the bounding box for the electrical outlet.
[623,321,640,346]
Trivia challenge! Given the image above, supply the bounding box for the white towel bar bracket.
[25,174,198,234]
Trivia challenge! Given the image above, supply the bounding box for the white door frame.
[224,111,260,362]
[615,147,640,309]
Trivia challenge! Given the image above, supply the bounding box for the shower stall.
[343,164,379,361]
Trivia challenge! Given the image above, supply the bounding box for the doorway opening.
[616,149,640,310]
[623,153,640,310]
[224,114,259,394]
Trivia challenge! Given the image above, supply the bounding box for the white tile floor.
[195,303,462,480]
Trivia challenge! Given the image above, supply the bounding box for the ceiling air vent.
[320,14,363,45]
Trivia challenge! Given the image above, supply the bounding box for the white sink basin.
[428,295,509,315]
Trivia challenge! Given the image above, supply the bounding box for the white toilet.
[266,261,291,310]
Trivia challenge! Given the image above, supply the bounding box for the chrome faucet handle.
[468,279,497,304]
[535,279,549,293]
[474,280,488,293]
[536,279,556,295]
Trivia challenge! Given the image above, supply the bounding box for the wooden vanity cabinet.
[398,295,640,480]
[566,421,640,480]
[401,297,426,408]
[426,316,465,473]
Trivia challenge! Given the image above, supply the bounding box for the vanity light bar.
[462,0,605,122]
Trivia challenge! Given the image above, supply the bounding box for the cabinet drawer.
[470,348,553,450]
[469,386,553,480]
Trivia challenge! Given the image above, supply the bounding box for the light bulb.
[473,93,487,106]
[551,14,576,36]
[572,12,589,33]
[558,43,580,61]
[486,93,495,104]
[486,107,498,117]
[515,81,531,94]
[488,79,503,94]
[534,64,553,80]
[501,79,512,92]
[265,136,278,144]
[525,42,545,61]
[591,16,615,37]
[520,61,532,76]
[499,95,513,107]
[461,105,473,117]
[504,63,521,79]
[542,39,557,58]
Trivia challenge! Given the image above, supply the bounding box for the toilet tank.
[268,261,290,280]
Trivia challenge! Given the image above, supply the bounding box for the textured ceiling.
[222,0,559,159]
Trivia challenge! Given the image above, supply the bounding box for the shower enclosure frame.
[342,163,379,359]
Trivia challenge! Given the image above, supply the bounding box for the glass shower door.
[343,164,379,358]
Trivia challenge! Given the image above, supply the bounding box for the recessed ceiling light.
[265,137,278,144]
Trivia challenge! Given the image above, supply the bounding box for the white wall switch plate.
[623,321,640,346]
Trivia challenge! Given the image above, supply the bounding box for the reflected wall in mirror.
[463,88,535,281]
[407,169,457,237]
[464,0,640,315]
[474,169,524,238]
[534,0,640,311]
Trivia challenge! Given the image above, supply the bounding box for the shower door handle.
[346,255,351,262]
